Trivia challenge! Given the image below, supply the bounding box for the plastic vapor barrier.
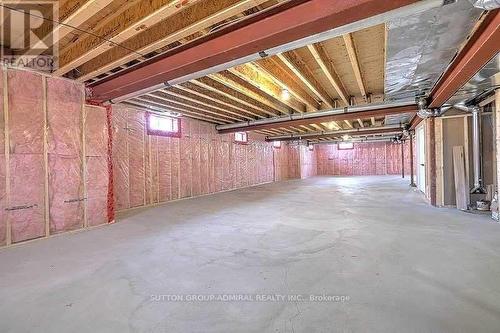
[111,105,296,213]
[316,142,411,176]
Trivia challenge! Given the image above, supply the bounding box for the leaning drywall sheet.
[7,69,45,243]
[47,77,84,234]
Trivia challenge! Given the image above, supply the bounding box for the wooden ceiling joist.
[136,95,231,123]
[277,51,335,108]
[255,58,321,111]
[55,0,202,75]
[160,88,254,121]
[176,83,265,119]
[34,0,115,56]
[227,64,305,114]
[343,33,367,99]
[127,98,226,124]
[204,74,281,117]
[76,0,269,82]
[147,91,244,122]
[307,43,350,105]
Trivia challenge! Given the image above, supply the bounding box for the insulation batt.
[0,66,110,246]
[111,105,304,213]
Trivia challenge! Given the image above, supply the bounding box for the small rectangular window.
[234,132,248,144]
[338,142,354,150]
[147,113,181,137]
[273,141,281,149]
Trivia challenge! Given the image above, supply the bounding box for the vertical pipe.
[471,106,484,193]
[409,132,416,187]
[401,141,405,179]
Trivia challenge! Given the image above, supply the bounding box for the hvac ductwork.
[469,0,500,10]
[470,106,486,194]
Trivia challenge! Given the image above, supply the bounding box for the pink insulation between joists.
[7,69,45,242]
[47,77,84,234]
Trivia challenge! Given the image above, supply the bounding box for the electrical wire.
[0,3,147,60]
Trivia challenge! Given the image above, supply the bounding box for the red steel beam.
[268,127,403,142]
[429,10,500,108]
[89,0,419,102]
[218,105,417,134]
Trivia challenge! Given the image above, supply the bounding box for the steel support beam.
[88,0,420,102]
[217,104,417,134]
[429,10,500,108]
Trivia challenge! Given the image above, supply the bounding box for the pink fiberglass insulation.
[9,155,45,242]
[200,123,210,195]
[179,119,192,198]
[128,114,145,207]
[150,136,159,204]
[85,105,109,227]
[158,137,172,202]
[48,155,84,233]
[0,67,5,246]
[170,137,180,200]
[299,146,318,179]
[47,77,85,233]
[316,142,410,176]
[128,110,146,208]
[112,107,130,210]
[191,121,201,197]
[7,69,45,242]
[110,105,300,213]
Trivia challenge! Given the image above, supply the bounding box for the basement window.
[273,141,281,149]
[147,113,181,137]
[338,142,354,150]
[234,132,248,144]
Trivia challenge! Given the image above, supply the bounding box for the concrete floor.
[1,176,500,332]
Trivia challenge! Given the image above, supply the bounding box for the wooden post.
[43,77,50,236]
[409,132,416,187]
[3,68,11,245]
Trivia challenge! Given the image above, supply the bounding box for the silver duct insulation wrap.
[384,0,483,101]
[469,0,500,9]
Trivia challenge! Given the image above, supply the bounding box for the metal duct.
[216,100,415,131]
[469,0,500,9]
[266,125,404,141]
[470,106,486,193]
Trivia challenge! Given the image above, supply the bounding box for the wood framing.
[55,0,201,75]
[343,33,367,99]
[307,43,350,105]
